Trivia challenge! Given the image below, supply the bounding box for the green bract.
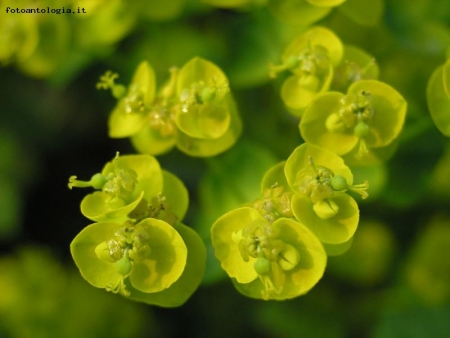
[285,144,368,245]
[253,161,294,224]
[175,57,231,139]
[106,62,156,138]
[332,45,379,92]
[300,80,407,161]
[68,154,163,222]
[268,0,332,26]
[270,26,343,116]
[70,218,187,297]
[100,58,241,157]
[338,0,384,26]
[444,58,450,98]
[126,223,206,307]
[211,207,326,300]
[427,64,450,137]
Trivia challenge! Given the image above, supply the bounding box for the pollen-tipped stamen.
[348,180,369,199]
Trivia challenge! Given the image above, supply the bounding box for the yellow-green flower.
[211,207,326,300]
[71,218,187,297]
[270,26,343,116]
[285,144,368,245]
[68,154,163,223]
[300,80,407,161]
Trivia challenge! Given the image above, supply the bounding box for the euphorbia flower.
[71,218,187,298]
[211,207,326,300]
[270,26,343,116]
[285,143,368,245]
[68,154,163,222]
[97,58,242,157]
[300,79,407,161]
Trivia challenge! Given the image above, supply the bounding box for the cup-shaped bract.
[125,222,206,307]
[69,154,163,223]
[108,61,156,138]
[70,218,187,297]
[272,26,343,115]
[285,144,367,245]
[331,45,379,92]
[300,80,407,161]
[211,207,327,300]
[427,64,450,137]
[176,57,231,140]
[175,92,242,157]
[253,161,294,224]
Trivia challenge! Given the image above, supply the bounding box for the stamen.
[96,71,126,99]
[348,180,369,200]
[355,138,370,159]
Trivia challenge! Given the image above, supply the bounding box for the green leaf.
[268,0,332,26]
[338,0,384,26]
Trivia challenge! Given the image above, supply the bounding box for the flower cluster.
[97,57,242,157]
[68,153,205,307]
[271,26,407,164]
[211,143,369,300]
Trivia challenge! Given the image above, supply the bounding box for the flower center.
[253,183,293,223]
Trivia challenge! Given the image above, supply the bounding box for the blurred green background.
[1,0,450,337]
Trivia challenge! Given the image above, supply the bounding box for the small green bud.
[354,121,370,138]
[331,175,348,191]
[254,256,272,275]
[285,55,300,70]
[90,173,107,189]
[116,257,132,276]
[112,85,127,99]
[200,87,216,102]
